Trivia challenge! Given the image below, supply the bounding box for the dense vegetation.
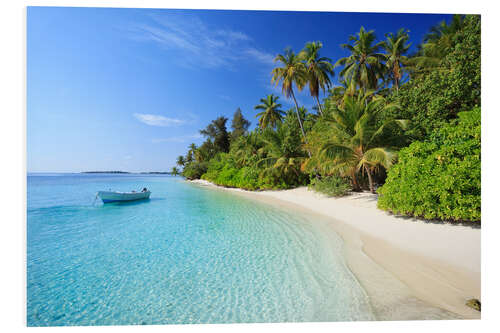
[173,15,481,222]
[378,107,481,222]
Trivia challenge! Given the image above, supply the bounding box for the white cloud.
[152,133,203,143]
[133,113,186,127]
[244,48,275,65]
[129,14,275,69]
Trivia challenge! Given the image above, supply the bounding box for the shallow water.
[27,173,374,326]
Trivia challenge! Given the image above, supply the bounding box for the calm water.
[27,173,374,326]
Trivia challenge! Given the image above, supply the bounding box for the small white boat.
[97,189,151,203]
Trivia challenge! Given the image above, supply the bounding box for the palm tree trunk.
[364,165,375,193]
[350,169,361,192]
[314,95,324,116]
[290,89,312,158]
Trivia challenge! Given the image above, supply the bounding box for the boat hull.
[97,191,151,203]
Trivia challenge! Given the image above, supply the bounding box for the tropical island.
[176,15,480,224]
[26,9,483,325]
[174,14,481,317]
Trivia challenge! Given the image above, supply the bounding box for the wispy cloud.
[218,94,231,101]
[129,14,275,69]
[152,133,203,143]
[133,113,186,127]
[244,48,275,65]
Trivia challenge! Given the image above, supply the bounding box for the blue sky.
[27,7,452,172]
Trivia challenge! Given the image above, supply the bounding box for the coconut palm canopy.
[334,27,386,91]
[254,94,285,129]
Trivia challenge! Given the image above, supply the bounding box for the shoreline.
[188,179,481,320]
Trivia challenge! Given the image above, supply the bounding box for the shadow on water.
[97,197,166,208]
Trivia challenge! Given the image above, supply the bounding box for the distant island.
[139,171,170,174]
[81,171,171,174]
[82,171,130,174]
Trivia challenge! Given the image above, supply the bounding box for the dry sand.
[189,179,481,320]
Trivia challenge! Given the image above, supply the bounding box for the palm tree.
[327,79,357,108]
[171,167,180,176]
[186,143,197,163]
[271,48,311,156]
[407,15,466,74]
[423,14,465,53]
[334,27,385,92]
[300,41,335,115]
[231,132,264,167]
[176,155,185,167]
[382,28,411,91]
[254,94,285,129]
[257,126,307,185]
[320,91,407,193]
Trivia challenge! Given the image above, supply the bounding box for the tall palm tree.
[254,94,285,129]
[382,28,411,91]
[186,143,197,163]
[320,91,407,193]
[334,27,385,92]
[171,167,180,176]
[271,48,311,156]
[300,41,335,115]
[176,155,185,167]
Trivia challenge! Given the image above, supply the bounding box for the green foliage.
[171,167,180,176]
[202,153,292,190]
[387,15,480,141]
[200,116,231,154]
[231,108,250,141]
[176,18,481,228]
[334,26,385,91]
[309,175,351,197]
[377,107,481,222]
[182,162,208,180]
[254,94,284,129]
[307,91,406,192]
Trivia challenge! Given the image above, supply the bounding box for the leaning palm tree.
[382,28,411,91]
[254,94,285,129]
[300,41,335,115]
[271,48,311,156]
[320,91,407,193]
[334,27,385,92]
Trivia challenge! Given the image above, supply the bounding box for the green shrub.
[309,175,351,197]
[182,162,208,180]
[377,107,480,222]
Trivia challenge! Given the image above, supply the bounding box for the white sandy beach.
[189,179,481,320]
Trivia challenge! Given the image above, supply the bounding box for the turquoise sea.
[27,173,374,326]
